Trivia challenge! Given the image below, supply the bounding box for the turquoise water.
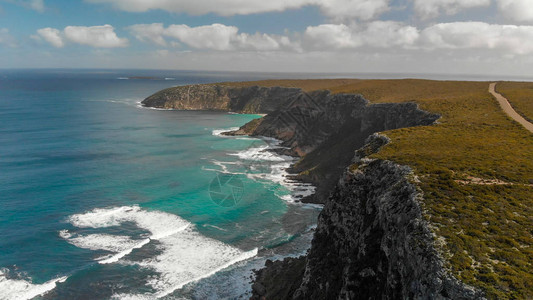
[0,70,321,299]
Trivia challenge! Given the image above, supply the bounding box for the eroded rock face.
[143,84,482,299]
[142,84,301,113]
[252,135,484,300]
[294,139,483,299]
[143,85,440,204]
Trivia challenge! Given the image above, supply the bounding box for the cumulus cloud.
[128,21,533,56]
[36,27,64,47]
[302,21,533,55]
[497,0,533,22]
[64,25,128,48]
[0,28,17,47]
[35,25,128,48]
[303,22,419,50]
[86,0,389,20]
[420,22,533,54]
[412,0,490,19]
[128,23,295,51]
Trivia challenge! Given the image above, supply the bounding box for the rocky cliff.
[293,135,483,299]
[142,84,301,113]
[142,85,439,204]
[253,138,484,299]
[142,84,483,299]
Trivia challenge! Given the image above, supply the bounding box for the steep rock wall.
[253,135,484,300]
[142,84,301,113]
[143,85,439,204]
[143,84,483,299]
[293,135,483,299]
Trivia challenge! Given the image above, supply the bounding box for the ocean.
[0,69,321,299]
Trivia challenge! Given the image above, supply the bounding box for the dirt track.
[489,83,533,134]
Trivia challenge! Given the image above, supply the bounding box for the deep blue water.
[0,70,321,299]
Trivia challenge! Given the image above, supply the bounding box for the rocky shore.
[142,84,485,299]
[143,84,439,204]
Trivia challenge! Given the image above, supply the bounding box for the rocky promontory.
[143,80,533,299]
[253,134,483,299]
[142,84,439,204]
[142,83,484,299]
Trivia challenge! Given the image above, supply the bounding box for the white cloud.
[35,25,128,48]
[303,21,533,55]
[86,0,311,15]
[497,0,533,22]
[0,28,17,47]
[164,24,237,50]
[127,23,166,46]
[64,25,128,48]
[86,0,389,20]
[412,0,490,19]
[36,27,64,47]
[303,22,419,50]
[420,22,533,54]
[318,0,389,21]
[128,23,295,51]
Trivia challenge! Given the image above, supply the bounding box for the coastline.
[140,79,533,299]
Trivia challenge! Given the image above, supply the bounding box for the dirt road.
[489,83,533,134]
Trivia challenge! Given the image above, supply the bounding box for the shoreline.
[212,125,321,206]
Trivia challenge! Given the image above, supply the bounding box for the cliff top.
[222,79,533,299]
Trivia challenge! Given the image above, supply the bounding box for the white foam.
[59,230,152,264]
[228,145,291,162]
[226,140,317,204]
[0,270,67,300]
[97,239,151,264]
[211,127,239,136]
[137,228,258,298]
[64,206,257,297]
[67,206,190,239]
[202,224,228,232]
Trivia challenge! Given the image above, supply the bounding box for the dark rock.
[294,153,484,299]
[144,84,483,299]
[252,282,267,296]
[251,256,307,300]
[143,85,439,204]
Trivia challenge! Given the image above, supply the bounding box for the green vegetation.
[496,81,533,123]
[227,79,533,299]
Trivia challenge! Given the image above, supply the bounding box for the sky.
[1,0,533,76]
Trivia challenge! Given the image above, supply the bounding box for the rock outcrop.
[142,84,301,113]
[294,135,483,299]
[142,84,483,299]
[253,135,484,299]
[142,85,439,204]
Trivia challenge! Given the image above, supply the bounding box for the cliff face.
[142,84,301,113]
[143,84,483,299]
[143,85,439,204]
[293,135,482,299]
[253,135,483,300]
[246,92,438,203]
